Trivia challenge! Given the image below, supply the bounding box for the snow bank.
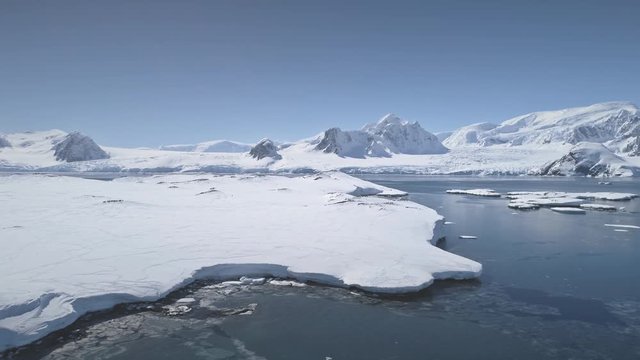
[0,172,481,350]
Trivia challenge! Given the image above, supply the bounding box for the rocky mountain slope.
[53,132,110,162]
[312,114,447,158]
[249,139,282,160]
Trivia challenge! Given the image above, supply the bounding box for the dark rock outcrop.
[52,132,110,162]
[0,136,11,148]
[249,139,282,160]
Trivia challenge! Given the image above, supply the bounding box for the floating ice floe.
[507,202,540,210]
[0,172,481,351]
[175,297,197,304]
[604,224,640,230]
[579,204,617,211]
[575,192,638,201]
[268,279,307,287]
[550,207,587,214]
[446,189,501,197]
[505,191,638,211]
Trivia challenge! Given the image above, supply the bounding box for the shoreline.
[1,273,481,358]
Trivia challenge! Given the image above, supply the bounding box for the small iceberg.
[550,207,586,214]
[579,204,616,211]
[604,224,640,230]
[446,189,501,197]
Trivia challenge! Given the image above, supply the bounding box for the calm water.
[5,176,640,360]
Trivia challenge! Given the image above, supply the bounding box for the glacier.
[0,172,481,351]
[160,140,252,153]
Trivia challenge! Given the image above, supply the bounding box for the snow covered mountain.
[1,103,639,176]
[312,114,447,158]
[443,102,640,152]
[538,142,639,177]
[160,140,252,153]
[0,130,109,168]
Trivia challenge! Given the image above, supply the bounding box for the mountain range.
[1,101,638,176]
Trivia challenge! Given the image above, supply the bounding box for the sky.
[1,0,639,147]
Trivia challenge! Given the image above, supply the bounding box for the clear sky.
[1,0,639,147]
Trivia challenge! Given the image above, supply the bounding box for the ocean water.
[6,176,640,360]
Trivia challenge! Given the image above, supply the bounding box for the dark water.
[5,176,640,360]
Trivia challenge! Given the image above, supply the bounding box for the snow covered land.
[0,172,481,350]
[1,102,639,176]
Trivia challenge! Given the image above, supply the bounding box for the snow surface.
[159,140,252,153]
[0,172,481,350]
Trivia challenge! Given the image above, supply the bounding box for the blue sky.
[1,0,639,147]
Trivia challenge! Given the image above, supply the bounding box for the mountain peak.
[52,132,109,162]
[249,138,282,160]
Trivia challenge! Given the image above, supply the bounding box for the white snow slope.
[0,172,481,350]
[159,140,252,153]
[443,101,639,151]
